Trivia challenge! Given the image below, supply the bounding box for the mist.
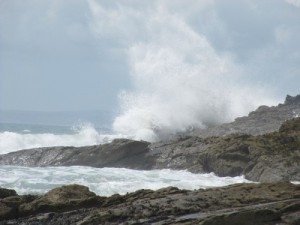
[106,4,276,141]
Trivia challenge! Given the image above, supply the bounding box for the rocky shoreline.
[1,95,300,182]
[1,116,299,182]
[1,182,300,224]
[0,95,300,224]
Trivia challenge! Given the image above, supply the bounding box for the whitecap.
[0,166,251,196]
[0,123,128,154]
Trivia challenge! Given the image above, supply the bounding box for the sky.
[0,0,300,113]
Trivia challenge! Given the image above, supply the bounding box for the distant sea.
[0,110,122,154]
[0,110,250,196]
[0,121,123,155]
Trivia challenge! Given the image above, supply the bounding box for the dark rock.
[0,184,102,222]
[0,190,37,220]
[0,139,153,169]
[18,184,102,216]
[198,209,280,225]
[0,188,17,199]
[149,118,300,182]
[285,94,300,105]
[0,182,299,224]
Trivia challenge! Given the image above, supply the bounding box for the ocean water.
[0,122,128,154]
[0,121,251,196]
[0,166,250,196]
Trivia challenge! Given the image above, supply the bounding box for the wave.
[0,123,127,154]
[0,166,251,196]
[110,5,277,142]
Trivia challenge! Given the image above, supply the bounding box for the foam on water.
[0,166,250,196]
[0,123,127,154]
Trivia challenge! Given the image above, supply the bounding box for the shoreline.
[0,95,300,224]
[1,182,300,224]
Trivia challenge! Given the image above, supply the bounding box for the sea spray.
[110,5,276,141]
[0,123,127,154]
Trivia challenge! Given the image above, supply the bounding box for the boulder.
[19,184,102,216]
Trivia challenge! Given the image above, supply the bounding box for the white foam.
[0,166,251,196]
[109,5,276,142]
[0,124,127,154]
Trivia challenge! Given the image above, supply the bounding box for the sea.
[0,118,250,197]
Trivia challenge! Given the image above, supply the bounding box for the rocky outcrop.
[0,95,299,182]
[1,118,299,182]
[192,94,300,137]
[0,185,102,221]
[1,182,300,224]
[0,139,153,169]
[149,117,300,182]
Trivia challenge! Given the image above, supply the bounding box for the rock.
[0,97,299,183]
[285,94,300,105]
[0,119,300,182]
[0,185,102,222]
[0,190,36,220]
[0,188,17,199]
[149,117,300,182]
[192,94,300,137]
[0,139,153,169]
[280,202,300,225]
[198,209,280,225]
[279,117,300,132]
[18,184,102,216]
[0,182,299,224]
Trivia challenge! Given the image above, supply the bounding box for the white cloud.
[285,0,300,7]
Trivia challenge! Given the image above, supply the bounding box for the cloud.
[285,0,300,7]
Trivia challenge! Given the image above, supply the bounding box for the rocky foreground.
[1,182,300,225]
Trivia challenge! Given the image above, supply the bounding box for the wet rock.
[19,184,102,216]
[0,139,153,169]
[0,182,299,224]
[149,117,300,182]
[0,188,17,199]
